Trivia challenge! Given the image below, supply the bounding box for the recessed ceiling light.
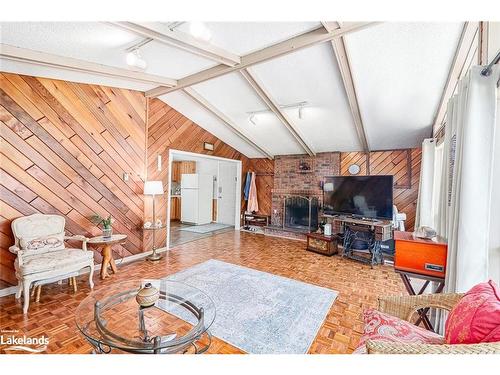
[189,21,212,42]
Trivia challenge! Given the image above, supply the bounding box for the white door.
[217,162,237,225]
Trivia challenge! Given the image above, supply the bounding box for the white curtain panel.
[444,66,500,293]
[489,88,500,284]
[415,138,437,228]
[431,143,445,229]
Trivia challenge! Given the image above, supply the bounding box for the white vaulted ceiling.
[344,23,464,150]
[0,22,465,158]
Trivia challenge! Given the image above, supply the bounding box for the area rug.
[178,223,232,234]
[161,259,337,354]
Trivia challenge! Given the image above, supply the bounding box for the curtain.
[415,139,445,332]
[415,138,437,228]
[431,142,444,229]
[443,66,499,293]
[489,88,500,285]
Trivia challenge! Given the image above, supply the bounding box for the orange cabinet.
[170,197,181,221]
[394,231,447,278]
[171,161,196,182]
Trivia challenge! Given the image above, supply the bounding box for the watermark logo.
[1,330,49,353]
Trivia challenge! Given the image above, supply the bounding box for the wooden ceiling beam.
[240,68,315,156]
[146,22,379,98]
[109,22,241,67]
[0,43,177,87]
[432,22,479,136]
[321,21,370,152]
[182,87,274,159]
[478,21,489,65]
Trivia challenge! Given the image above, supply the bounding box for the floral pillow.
[354,308,444,353]
[19,232,65,254]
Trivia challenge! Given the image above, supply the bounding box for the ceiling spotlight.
[126,49,147,70]
[189,21,212,42]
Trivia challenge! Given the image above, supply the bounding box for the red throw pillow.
[445,280,500,344]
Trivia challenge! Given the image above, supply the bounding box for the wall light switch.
[157,154,162,171]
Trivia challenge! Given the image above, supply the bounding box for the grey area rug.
[162,259,337,354]
[178,223,232,234]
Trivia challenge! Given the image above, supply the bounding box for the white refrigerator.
[180,174,213,225]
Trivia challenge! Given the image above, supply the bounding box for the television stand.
[331,216,393,268]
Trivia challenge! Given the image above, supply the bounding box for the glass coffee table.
[75,280,216,354]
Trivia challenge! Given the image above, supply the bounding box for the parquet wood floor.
[0,231,405,354]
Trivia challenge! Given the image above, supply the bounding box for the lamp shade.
[144,180,164,195]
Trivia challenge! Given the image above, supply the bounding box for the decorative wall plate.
[348,164,361,175]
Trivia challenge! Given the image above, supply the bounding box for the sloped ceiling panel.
[189,72,304,155]
[345,22,464,150]
[0,22,216,79]
[159,90,265,158]
[249,43,361,152]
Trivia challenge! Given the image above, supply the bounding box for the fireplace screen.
[283,196,319,232]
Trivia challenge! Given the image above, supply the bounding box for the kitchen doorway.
[166,149,242,249]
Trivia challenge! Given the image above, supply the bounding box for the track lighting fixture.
[126,49,147,70]
[247,101,308,124]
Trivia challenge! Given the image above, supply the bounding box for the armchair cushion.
[445,280,500,344]
[16,249,94,276]
[19,231,65,254]
[353,308,444,354]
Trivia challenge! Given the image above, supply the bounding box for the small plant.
[90,214,113,229]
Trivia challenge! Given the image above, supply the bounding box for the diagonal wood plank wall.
[145,98,272,251]
[340,148,422,231]
[0,73,420,288]
[0,76,273,288]
[0,73,147,287]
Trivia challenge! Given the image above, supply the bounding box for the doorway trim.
[166,149,242,250]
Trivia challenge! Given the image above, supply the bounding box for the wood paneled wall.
[145,98,273,250]
[0,73,420,288]
[340,148,422,231]
[0,79,274,287]
[0,73,147,287]
[243,158,274,216]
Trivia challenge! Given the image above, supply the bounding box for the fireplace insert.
[283,196,319,232]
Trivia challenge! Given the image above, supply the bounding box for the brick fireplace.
[266,153,340,239]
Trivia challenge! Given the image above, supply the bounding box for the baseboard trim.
[0,247,169,297]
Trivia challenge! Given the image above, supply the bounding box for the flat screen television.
[323,175,393,220]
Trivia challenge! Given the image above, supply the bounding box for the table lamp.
[144,180,164,262]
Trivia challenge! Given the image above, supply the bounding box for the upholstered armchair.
[9,214,95,314]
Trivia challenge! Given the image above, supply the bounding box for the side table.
[88,234,127,280]
[143,224,167,262]
[306,233,338,256]
[395,270,445,332]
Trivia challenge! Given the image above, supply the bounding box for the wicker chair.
[365,293,500,354]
